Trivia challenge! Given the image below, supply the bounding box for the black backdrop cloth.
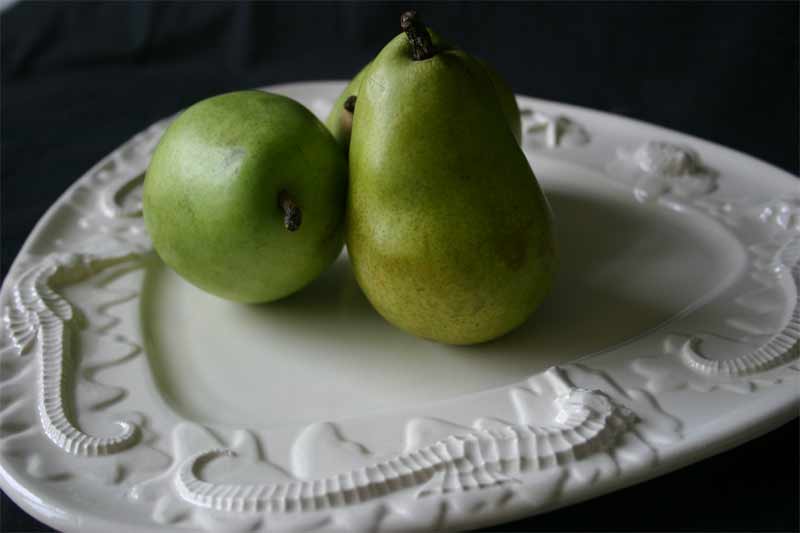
[1,2,798,532]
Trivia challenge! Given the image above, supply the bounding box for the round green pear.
[143,90,348,303]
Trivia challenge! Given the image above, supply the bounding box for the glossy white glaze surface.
[0,81,797,532]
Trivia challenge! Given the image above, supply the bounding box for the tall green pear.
[347,12,556,345]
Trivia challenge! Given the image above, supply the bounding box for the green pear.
[325,64,370,150]
[347,12,556,345]
[144,90,348,303]
[326,34,521,149]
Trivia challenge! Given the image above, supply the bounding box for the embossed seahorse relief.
[159,368,640,514]
[3,252,144,456]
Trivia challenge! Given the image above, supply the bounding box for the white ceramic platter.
[1,81,798,532]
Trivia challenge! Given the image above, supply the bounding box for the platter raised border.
[0,81,797,532]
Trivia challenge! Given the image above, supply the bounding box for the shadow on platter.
[139,183,735,426]
[244,187,691,359]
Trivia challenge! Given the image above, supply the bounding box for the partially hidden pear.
[347,12,557,345]
[325,64,370,150]
[327,32,521,149]
[481,59,522,144]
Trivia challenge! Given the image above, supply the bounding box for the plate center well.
[140,159,744,428]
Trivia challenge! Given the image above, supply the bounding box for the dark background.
[1,2,798,531]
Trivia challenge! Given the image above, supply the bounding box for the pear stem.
[401,10,436,60]
[344,95,357,113]
[278,190,302,231]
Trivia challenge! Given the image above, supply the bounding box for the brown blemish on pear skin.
[496,236,527,272]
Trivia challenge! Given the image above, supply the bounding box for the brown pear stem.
[344,95,357,113]
[278,190,302,231]
[400,10,436,60]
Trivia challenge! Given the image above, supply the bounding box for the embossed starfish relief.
[608,141,718,203]
[519,107,590,149]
